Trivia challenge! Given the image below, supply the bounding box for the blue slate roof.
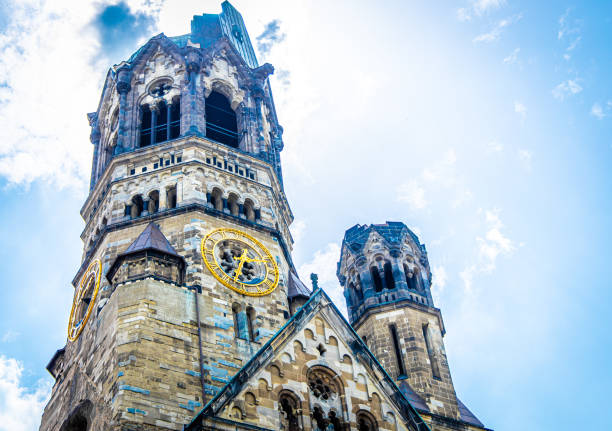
[122,222,181,258]
[399,381,486,429]
[457,398,485,428]
[287,270,311,299]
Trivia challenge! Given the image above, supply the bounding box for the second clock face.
[201,228,279,296]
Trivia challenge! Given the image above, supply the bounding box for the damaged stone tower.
[39,3,491,431]
[337,223,486,429]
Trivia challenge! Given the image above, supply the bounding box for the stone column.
[159,187,167,210]
[176,178,183,206]
[185,50,202,134]
[115,65,132,154]
[141,198,150,216]
[89,122,101,190]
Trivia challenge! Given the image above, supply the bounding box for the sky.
[0,0,611,430]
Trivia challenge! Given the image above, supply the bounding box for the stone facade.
[39,3,491,431]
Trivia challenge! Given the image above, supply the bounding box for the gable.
[187,289,430,431]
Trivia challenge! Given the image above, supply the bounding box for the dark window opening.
[390,324,406,378]
[153,163,158,169]
[155,101,168,143]
[232,303,242,340]
[357,412,377,431]
[279,393,301,431]
[211,188,223,211]
[139,98,181,148]
[140,105,152,147]
[63,414,87,431]
[422,324,441,380]
[205,91,238,148]
[148,190,159,214]
[166,186,177,209]
[130,168,135,175]
[169,99,180,139]
[228,193,239,216]
[383,261,396,290]
[130,195,143,218]
[405,264,421,291]
[243,199,255,221]
[246,306,256,342]
[371,267,383,292]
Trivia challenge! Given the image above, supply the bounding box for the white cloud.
[503,47,520,65]
[1,330,19,343]
[473,14,521,43]
[552,79,583,101]
[460,209,515,294]
[290,219,306,243]
[591,103,606,119]
[431,265,447,303]
[558,8,582,61]
[514,101,527,118]
[397,179,428,210]
[0,1,160,189]
[297,243,345,315]
[397,149,472,210]
[457,0,506,21]
[0,356,51,431]
[487,141,503,152]
[518,149,532,170]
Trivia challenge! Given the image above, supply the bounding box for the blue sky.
[0,1,611,430]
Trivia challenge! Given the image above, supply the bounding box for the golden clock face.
[201,228,279,296]
[67,259,102,342]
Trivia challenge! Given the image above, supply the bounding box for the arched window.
[370,267,383,292]
[232,303,244,340]
[211,188,223,211]
[404,264,420,291]
[148,190,159,214]
[243,199,255,221]
[139,97,181,148]
[155,100,168,143]
[383,261,396,290]
[169,96,180,138]
[246,306,256,342]
[279,391,302,431]
[205,91,238,148]
[60,400,92,431]
[130,195,144,218]
[166,186,177,209]
[140,104,152,147]
[228,193,239,216]
[357,411,378,431]
[307,367,346,430]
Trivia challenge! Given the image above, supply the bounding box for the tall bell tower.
[40,2,299,430]
[337,222,485,430]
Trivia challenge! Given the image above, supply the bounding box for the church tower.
[337,222,486,430]
[40,3,298,430]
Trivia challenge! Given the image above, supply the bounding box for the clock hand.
[233,249,248,282]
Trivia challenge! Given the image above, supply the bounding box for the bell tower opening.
[205,91,238,148]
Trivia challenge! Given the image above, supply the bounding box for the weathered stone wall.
[39,280,118,431]
[356,305,459,420]
[212,311,410,431]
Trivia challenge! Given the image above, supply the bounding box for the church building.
[39,3,492,431]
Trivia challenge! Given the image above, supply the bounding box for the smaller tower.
[337,222,459,420]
